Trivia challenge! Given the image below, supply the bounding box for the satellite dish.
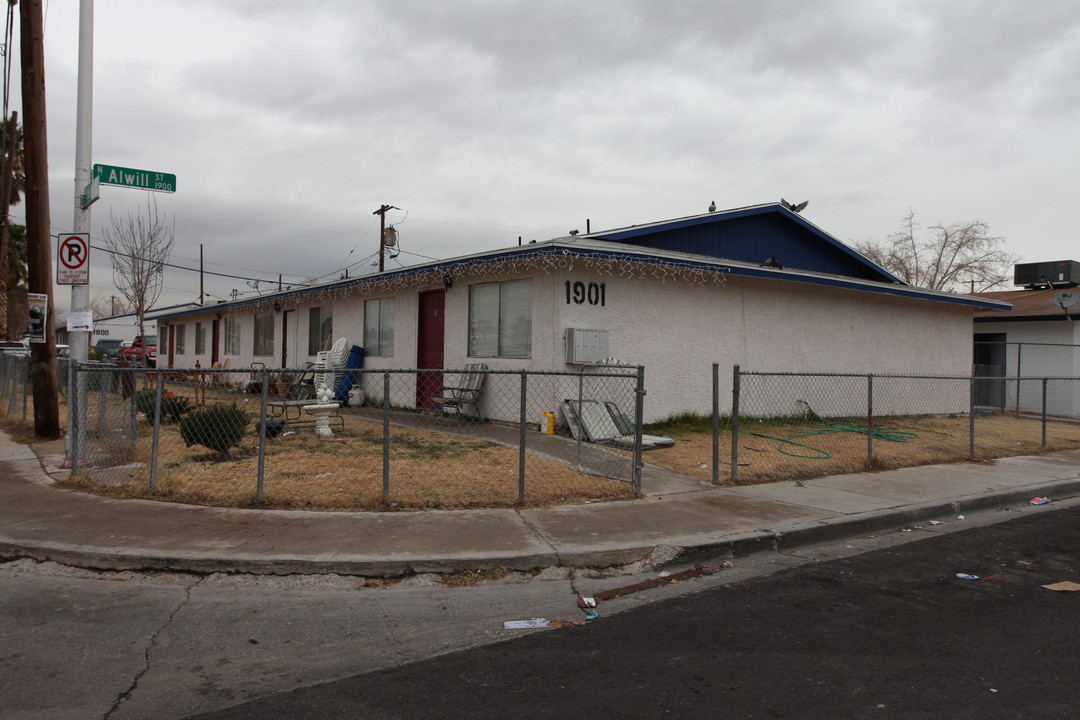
[1053,290,1078,309]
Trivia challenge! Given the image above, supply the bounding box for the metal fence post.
[518,369,527,505]
[1041,377,1048,447]
[1015,343,1023,413]
[21,357,28,420]
[149,370,164,490]
[633,365,645,493]
[968,375,976,460]
[128,371,137,448]
[866,374,874,462]
[712,363,720,486]
[382,372,391,505]
[70,363,80,471]
[731,364,741,484]
[256,368,269,502]
[9,357,19,417]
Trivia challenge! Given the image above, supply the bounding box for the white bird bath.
[303,385,340,437]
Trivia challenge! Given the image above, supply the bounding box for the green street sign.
[93,163,176,193]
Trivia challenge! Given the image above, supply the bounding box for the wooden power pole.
[373,204,397,273]
[20,0,60,438]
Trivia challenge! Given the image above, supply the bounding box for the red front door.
[416,290,445,408]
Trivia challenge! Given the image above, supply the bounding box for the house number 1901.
[565,281,606,306]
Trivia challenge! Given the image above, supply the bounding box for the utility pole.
[199,243,204,305]
[373,204,398,273]
[20,0,60,437]
[0,110,18,340]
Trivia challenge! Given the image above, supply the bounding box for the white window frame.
[468,278,532,359]
[364,298,395,357]
[224,317,240,356]
[253,311,274,356]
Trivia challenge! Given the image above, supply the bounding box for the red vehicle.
[118,335,158,367]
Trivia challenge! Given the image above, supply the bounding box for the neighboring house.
[972,260,1080,416]
[55,302,201,346]
[154,202,1008,422]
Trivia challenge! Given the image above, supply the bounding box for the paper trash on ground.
[504,618,551,629]
[1041,581,1080,593]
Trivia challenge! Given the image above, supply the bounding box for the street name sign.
[57,233,90,285]
[93,163,176,193]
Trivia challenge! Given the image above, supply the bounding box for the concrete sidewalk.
[2,427,1079,577]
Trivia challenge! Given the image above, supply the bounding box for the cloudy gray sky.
[19,0,1080,313]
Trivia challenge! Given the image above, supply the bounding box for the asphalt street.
[178,504,1080,720]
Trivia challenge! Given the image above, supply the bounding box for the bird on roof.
[760,255,784,270]
[708,200,716,213]
[781,198,808,213]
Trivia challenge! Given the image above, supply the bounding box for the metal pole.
[731,365,741,484]
[968,376,975,460]
[518,370,527,505]
[712,363,720,486]
[149,370,163,490]
[1041,377,1048,447]
[1015,343,1023,413]
[382,372,390,504]
[256,368,268,502]
[66,0,95,455]
[633,365,645,493]
[128,370,137,448]
[866,374,874,462]
[69,363,80,471]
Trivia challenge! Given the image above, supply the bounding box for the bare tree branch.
[855,210,1019,293]
[101,196,175,337]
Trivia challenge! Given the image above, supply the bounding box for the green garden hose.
[745,401,919,459]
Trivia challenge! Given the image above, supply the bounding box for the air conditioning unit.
[1014,260,1080,288]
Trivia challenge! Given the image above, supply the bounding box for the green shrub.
[179,404,250,454]
[134,388,192,424]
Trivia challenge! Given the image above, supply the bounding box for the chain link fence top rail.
[720,366,1080,486]
[61,364,644,511]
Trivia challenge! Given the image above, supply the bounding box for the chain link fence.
[973,341,1080,415]
[0,352,32,421]
[714,365,1080,485]
[61,364,645,510]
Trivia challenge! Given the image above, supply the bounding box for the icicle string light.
[221,248,729,315]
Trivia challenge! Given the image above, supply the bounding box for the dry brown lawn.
[5,384,1080,511]
[643,413,1080,485]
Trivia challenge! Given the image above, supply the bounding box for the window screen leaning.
[469,279,532,358]
[195,322,205,355]
[224,317,240,355]
[364,298,395,356]
[174,324,186,355]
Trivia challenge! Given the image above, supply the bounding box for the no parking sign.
[57,233,89,285]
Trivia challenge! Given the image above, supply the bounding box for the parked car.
[118,335,157,367]
[93,338,125,359]
[0,340,29,357]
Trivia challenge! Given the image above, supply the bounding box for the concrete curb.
[4,477,1076,577]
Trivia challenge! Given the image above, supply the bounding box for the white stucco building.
[973,265,1080,416]
[154,203,1007,422]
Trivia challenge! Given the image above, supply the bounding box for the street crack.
[103,577,204,719]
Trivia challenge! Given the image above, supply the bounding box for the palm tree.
[0,112,25,339]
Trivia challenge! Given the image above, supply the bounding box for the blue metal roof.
[589,203,901,283]
[155,205,1009,321]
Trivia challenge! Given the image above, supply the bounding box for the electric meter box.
[565,328,609,364]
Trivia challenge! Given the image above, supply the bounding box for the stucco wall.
[159,267,976,423]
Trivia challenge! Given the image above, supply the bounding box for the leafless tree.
[89,293,131,319]
[102,197,175,337]
[855,209,1019,293]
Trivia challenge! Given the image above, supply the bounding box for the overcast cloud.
[17,1,1080,311]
